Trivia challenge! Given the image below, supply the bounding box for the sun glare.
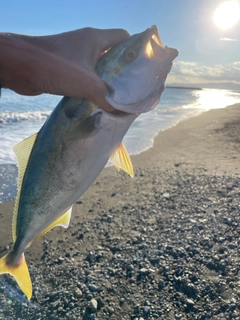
[213,1,240,30]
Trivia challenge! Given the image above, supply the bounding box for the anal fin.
[32,206,72,242]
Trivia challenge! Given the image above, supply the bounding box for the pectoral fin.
[109,142,134,178]
[69,112,102,140]
[12,133,38,241]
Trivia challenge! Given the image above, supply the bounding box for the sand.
[0,103,239,319]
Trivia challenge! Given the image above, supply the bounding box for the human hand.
[0,28,129,112]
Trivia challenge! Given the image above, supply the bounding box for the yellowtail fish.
[0,25,178,299]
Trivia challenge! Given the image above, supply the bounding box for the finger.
[81,73,115,111]
[96,28,130,52]
[57,67,116,112]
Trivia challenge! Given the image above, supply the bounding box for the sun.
[213,1,240,30]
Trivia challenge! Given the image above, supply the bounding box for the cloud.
[167,61,240,88]
[220,38,239,42]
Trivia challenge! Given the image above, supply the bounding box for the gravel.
[0,168,239,320]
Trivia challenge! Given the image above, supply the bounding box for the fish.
[0,25,178,299]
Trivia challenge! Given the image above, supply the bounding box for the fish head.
[98,25,178,114]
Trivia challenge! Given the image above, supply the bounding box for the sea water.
[0,87,239,203]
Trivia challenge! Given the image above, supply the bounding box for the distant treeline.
[166,86,202,91]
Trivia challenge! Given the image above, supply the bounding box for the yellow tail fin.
[0,253,32,300]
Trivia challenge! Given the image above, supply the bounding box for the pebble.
[89,298,98,312]
[86,293,93,301]
[186,298,195,306]
[158,279,165,290]
[138,268,149,275]
[74,288,83,298]
[143,306,151,315]
[89,284,98,292]
[163,192,170,199]
[107,306,114,314]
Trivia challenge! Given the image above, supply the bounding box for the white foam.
[0,110,52,125]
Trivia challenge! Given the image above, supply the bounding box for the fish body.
[0,25,178,299]
[14,100,136,255]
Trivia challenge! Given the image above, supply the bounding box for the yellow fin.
[0,253,32,300]
[54,206,72,229]
[32,206,73,242]
[109,142,134,178]
[12,133,38,242]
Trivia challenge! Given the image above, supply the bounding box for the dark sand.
[0,103,240,319]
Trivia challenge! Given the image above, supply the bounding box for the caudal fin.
[0,253,32,300]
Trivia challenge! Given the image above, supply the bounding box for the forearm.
[0,34,32,86]
[0,33,57,94]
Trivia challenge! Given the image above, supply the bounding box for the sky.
[1,0,240,90]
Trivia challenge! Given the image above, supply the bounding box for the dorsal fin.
[12,133,38,241]
[109,142,134,178]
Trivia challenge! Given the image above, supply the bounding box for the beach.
[0,103,240,319]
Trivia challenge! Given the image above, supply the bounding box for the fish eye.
[121,45,139,63]
[126,51,136,61]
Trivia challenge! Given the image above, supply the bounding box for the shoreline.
[1,102,239,204]
[132,102,240,175]
[0,103,240,319]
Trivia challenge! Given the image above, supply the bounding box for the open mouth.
[144,25,178,81]
[146,25,178,60]
[149,25,163,45]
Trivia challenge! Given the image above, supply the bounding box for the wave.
[0,110,52,125]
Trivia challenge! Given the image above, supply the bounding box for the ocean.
[0,87,239,203]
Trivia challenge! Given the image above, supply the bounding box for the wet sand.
[0,103,240,319]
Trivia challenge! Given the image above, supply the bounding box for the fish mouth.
[144,25,178,81]
[149,25,164,47]
[145,25,178,60]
